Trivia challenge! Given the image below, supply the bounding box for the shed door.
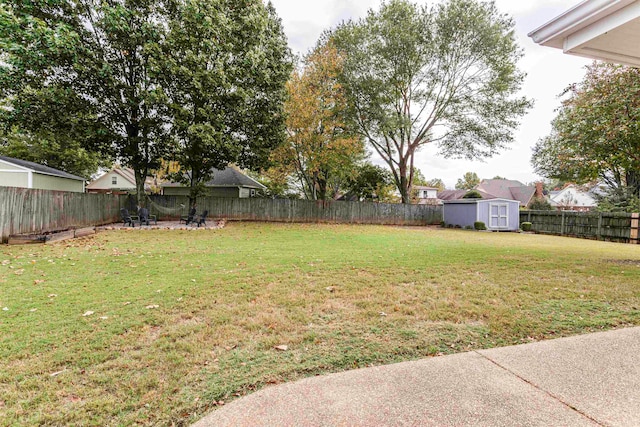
[489,203,508,229]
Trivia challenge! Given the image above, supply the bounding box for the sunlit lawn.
[1,223,639,426]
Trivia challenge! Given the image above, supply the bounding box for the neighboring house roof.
[162,167,266,190]
[548,184,597,208]
[0,156,85,181]
[86,166,154,190]
[475,179,536,207]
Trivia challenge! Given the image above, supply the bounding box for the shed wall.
[443,203,478,228]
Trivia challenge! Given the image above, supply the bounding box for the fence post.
[561,210,565,235]
[631,213,639,244]
[597,212,603,240]
[528,210,531,222]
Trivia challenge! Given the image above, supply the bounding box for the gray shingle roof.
[0,156,86,181]
[476,179,535,206]
[162,167,266,189]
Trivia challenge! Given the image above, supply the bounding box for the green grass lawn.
[1,223,639,426]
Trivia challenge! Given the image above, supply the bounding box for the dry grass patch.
[1,223,639,425]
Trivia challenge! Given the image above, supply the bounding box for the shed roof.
[443,198,519,205]
[0,156,86,181]
[437,189,496,201]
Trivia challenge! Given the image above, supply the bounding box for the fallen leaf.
[48,294,57,298]
[2,307,8,311]
[29,308,37,312]
[325,286,335,292]
[50,369,65,377]
[176,297,183,302]
[14,269,25,275]
[82,311,94,317]
[1,260,9,265]
[34,279,45,285]
[274,345,288,351]
[99,316,109,320]
[379,312,387,317]
[123,301,131,306]
[145,305,159,309]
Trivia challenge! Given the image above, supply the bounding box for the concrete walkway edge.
[194,327,640,427]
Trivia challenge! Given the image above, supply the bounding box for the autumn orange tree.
[270,42,364,200]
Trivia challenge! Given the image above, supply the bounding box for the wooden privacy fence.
[0,187,121,243]
[124,195,443,226]
[520,210,640,244]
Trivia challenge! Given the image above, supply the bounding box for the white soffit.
[529,0,640,67]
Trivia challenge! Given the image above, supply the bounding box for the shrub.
[464,225,473,230]
[440,221,446,227]
[521,222,532,232]
[474,221,487,230]
[462,190,483,199]
[528,197,552,210]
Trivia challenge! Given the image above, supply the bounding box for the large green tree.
[455,171,480,190]
[329,0,530,203]
[0,128,105,178]
[161,0,291,204]
[532,62,640,209]
[344,162,394,202]
[0,1,174,205]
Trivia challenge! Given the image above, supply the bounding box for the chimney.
[535,182,544,199]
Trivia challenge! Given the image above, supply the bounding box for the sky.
[268,0,593,189]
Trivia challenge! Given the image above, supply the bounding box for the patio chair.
[180,207,196,225]
[193,210,208,227]
[138,207,150,226]
[120,208,135,227]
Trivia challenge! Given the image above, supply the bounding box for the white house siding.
[0,170,29,188]
[549,187,596,210]
[88,172,135,191]
[32,174,84,193]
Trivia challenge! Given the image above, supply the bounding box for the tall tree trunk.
[134,168,146,208]
[398,160,410,204]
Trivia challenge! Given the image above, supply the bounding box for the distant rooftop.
[0,156,86,181]
[162,167,266,189]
